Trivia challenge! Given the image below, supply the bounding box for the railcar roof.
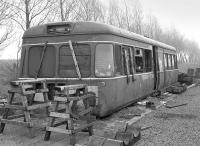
[23,21,176,51]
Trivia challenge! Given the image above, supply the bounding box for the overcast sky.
[1,0,200,59]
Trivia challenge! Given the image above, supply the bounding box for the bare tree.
[143,15,163,40]
[3,0,56,31]
[0,0,12,52]
[74,0,105,22]
[58,0,78,21]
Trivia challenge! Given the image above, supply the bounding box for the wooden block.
[27,102,51,110]
[87,135,106,146]
[103,138,124,146]
[50,112,70,119]
[46,127,72,134]
[0,119,31,127]
[7,114,24,120]
[4,104,26,110]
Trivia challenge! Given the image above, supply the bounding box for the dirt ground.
[0,85,200,146]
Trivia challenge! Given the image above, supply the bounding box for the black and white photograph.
[0,0,200,145]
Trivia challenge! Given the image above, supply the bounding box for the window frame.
[94,43,115,78]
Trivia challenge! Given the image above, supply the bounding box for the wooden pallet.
[44,84,96,145]
[0,79,50,137]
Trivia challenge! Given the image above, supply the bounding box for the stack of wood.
[87,121,141,146]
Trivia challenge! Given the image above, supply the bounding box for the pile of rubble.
[87,121,141,146]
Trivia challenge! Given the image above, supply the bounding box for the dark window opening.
[144,49,152,72]
[59,44,91,78]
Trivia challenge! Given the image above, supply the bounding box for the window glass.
[168,54,172,69]
[174,55,178,69]
[59,44,91,77]
[28,45,55,77]
[95,44,114,77]
[115,45,123,75]
[172,55,175,69]
[144,49,152,72]
[135,48,143,73]
[158,52,163,72]
[164,54,168,69]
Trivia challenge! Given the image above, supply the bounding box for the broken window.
[114,45,123,75]
[135,48,143,73]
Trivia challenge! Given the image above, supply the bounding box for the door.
[153,46,160,90]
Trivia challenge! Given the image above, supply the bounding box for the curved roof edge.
[23,21,176,51]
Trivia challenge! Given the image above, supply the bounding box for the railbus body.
[19,22,178,117]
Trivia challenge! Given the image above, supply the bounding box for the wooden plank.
[36,88,49,93]
[54,84,87,91]
[53,120,67,127]
[50,112,70,119]
[27,102,51,110]
[73,122,94,133]
[54,96,68,102]
[10,79,46,86]
[4,104,26,110]
[7,114,24,120]
[46,127,72,134]
[0,119,32,127]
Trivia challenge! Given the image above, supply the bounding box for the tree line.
[0,0,200,66]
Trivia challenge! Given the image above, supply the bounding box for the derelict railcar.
[19,22,178,117]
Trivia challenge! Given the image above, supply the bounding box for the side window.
[168,54,172,69]
[174,55,178,69]
[164,53,168,69]
[114,45,123,75]
[122,46,131,75]
[135,48,143,73]
[95,44,114,77]
[144,49,152,72]
[172,55,175,69]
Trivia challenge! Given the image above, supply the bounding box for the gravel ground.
[133,85,200,146]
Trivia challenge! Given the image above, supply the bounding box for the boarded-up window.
[95,44,114,77]
[28,45,55,77]
[59,44,91,78]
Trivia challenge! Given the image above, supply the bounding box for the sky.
[1,0,200,59]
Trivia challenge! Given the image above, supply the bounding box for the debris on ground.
[165,100,188,108]
[89,121,141,146]
[166,83,187,94]
[178,72,193,85]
